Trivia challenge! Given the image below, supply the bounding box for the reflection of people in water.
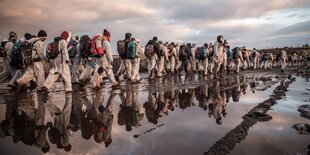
[46,93,72,152]
[232,75,241,102]
[250,75,258,93]
[240,75,248,95]
[92,88,115,147]
[144,91,159,124]
[1,91,50,153]
[118,88,144,132]
[197,84,209,111]
[208,80,227,125]
[74,88,115,147]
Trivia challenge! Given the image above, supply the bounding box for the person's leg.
[42,70,60,92]
[61,64,72,92]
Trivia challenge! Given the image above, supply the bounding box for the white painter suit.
[16,37,46,89]
[43,38,72,92]
[91,35,118,88]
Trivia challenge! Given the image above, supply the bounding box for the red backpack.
[90,35,105,57]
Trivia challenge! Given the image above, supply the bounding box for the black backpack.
[68,40,78,58]
[117,40,126,58]
[179,45,188,61]
[79,35,92,58]
[262,54,268,60]
[46,41,60,59]
[0,41,8,57]
[232,47,239,59]
[10,41,36,69]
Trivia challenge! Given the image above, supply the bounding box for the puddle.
[0,70,309,155]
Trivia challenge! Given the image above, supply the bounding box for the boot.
[108,73,119,86]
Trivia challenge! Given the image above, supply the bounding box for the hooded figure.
[145,36,160,79]
[280,47,288,72]
[115,32,132,80]
[91,29,119,89]
[0,31,18,82]
[16,30,47,90]
[212,35,225,79]
[42,31,72,93]
[68,34,82,84]
[130,38,142,83]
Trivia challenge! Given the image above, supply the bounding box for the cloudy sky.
[0,0,310,52]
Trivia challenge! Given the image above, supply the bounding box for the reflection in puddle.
[0,72,309,155]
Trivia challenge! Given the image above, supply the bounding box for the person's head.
[153,36,158,41]
[126,125,132,131]
[284,46,288,51]
[187,43,191,48]
[54,37,61,42]
[204,43,209,48]
[253,48,256,50]
[9,31,18,42]
[38,30,47,42]
[64,144,72,152]
[170,42,175,47]
[41,142,50,153]
[103,29,111,42]
[60,31,70,41]
[105,137,112,147]
[24,33,33,40]
[75,36,79,41]
[217,35,224,43]
[216,118,222,125]
[125,32,132,40]
[130,37,135,42]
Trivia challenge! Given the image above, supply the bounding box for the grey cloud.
[0,0,309,50]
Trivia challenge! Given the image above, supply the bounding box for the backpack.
[0,41,8,57]
[117,40,126,58]
[68,40,78,58]
[79,35,92,58]
[145,44,155,58]
[46,41,60,60]
[226,48,231,59]
[126,41,136,59]
[179,45,187,60]
[10,41,36,69]
[232,47,239,59]
[252,51,256,58]
[262,53,268,60]
[198,47,207,60]
[90,35,105,57]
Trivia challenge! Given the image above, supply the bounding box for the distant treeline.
[258,47,310,56]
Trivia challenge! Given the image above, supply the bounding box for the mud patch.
[297,104,310,120]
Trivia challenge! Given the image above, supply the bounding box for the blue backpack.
[226,48,231,58]
[198,47,207,60]
[126,42,136,59]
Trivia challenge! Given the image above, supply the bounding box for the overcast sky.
[0,0,309,52]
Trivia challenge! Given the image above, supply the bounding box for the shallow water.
[0,70,309,155]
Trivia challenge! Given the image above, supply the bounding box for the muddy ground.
[0,61,309,155]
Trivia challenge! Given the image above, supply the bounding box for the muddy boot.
[149,68,156,80]
[108,73,119,86]
[41,86,50,94]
